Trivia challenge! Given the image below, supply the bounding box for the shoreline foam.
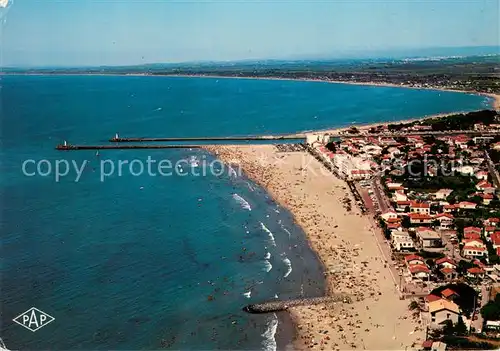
[206,145,424,350]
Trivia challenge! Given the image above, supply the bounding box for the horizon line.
[2,45,499,70]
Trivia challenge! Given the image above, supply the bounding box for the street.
[472,284,490,333]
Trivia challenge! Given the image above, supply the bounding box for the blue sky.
[0,0,498,67]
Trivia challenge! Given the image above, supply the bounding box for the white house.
[462,239,487,258]
[393,190,408,202]
[428,299,460,326]
[410,201,431,215]
[475,171,489,181]
[362,144,383,155]
[410,213,433,225]
[386,182,404,191]
[306,133,330,145]
[454,165,474,176]
[396,200,411,212]
[457,201,477,210]
[416,228,442,248]
[434,189,453,200]
[391,231,415,251]
[476,180,496,194]
[408,264,431,280]
[381,210,398,222]
[434,213,454,230]
[405,254,426,266]
[435,257,457,270]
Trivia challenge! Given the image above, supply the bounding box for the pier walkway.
[243,294,351,314]
[56,129,500,151]
[109,130,500,144]
[109,134,305,143]
[56,144,203,150]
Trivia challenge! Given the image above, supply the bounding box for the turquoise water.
[0,75,490,350]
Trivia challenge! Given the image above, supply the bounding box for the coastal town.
[302,108,500,349]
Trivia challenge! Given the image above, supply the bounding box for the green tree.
[481,294,500,321]
[442,320,454,336]
[456,260,475,275]
[409,301,419,310]
[402,216,411,228]
[454,316,468,336]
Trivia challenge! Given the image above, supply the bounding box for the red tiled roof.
[409,213,433,220]
[441,288,459,298]
[426,294,441,303]
[464,226,482,233]
[405,254,424,263]
[458,201,477,208]
[422,340,434,349]
[491,232,500,245]
[386,216,401,222]
[441,267,455,274]
[411,201,430,208]
[463,245,486,252]
[409,264,430,274]
[467,267,485,274]
[435,213,454,219]
[436,257,456,266]
[351,169,371,175]
[485,226,496,232]
[487,218,500,223]
[464,233,481,240]
[473,259,486,268]
[477,180,494,188]
[387,223,401,229]
[463,238,484,245]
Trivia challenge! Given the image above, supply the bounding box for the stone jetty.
[243,295,351,314]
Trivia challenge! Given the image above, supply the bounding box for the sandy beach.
[205,144,425,350]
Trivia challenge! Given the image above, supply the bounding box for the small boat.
[188,156,200,167]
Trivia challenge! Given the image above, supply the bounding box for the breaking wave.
[260,222,276,246]
[263,260,273,272]
[280,223,292,239]
[282,257,292,278]
[262,313,278,351]
[232,194,251,211]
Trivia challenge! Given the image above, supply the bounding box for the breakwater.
[243,295,351,314]
[110,135,306,142]
[56,144,203,150]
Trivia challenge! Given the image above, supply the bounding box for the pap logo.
[13,307,54,332]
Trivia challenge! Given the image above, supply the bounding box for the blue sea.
[0,75,491,350]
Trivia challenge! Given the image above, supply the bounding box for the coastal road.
[372,176,391,214]
[485,150,500,189]
[472,284,490,333]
